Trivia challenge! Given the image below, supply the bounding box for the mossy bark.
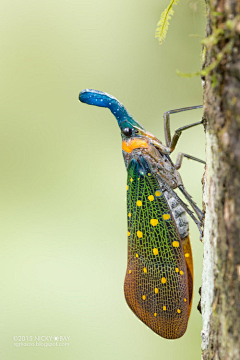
[201,1,240,359]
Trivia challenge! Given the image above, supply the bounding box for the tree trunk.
[201,1,240,359]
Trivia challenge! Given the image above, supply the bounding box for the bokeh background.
[0,0,205,359]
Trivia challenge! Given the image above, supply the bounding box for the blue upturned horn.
[79,89,145,131]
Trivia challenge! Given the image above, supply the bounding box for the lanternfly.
[79,89,204,339]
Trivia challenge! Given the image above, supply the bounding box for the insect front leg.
[163,105,203,148]
[169,120,204,153]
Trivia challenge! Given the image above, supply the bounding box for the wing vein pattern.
[124,156,189,339]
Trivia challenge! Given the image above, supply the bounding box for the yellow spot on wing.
[148,195,154,201]
[130,178,133,183]
[148,173,151,176]
[126,185,129,190]
[136,200,142,207]
[163,306,166,311]
[150,219,158,226]
[155,288,159,294]
[136,253,139,258]
[143,267,147,273]
[154,313,157,317]
[180,270,184,275]
[161,277,166,284]
[128,213,131,218]
[177,309,181,314]
[172,241,179,248]
[185,253,190,258]
[127,231,130,236]
[142,295,146,300]
[129,270,131,274]
[137,231,143,238]
[163,214,170,220]
[153,248,158,255]
[184,298,187,302]
[175,268,179,273]
[155,191,161,197]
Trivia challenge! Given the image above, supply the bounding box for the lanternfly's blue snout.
[79,89,145,132]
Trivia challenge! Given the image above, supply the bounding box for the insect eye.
[122,127,133,137]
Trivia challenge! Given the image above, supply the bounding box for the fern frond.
[155,0,179,44]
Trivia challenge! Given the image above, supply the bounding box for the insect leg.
[158,176,203,239]
[175,152,205,170]
[163,105,203,148]
[175,154,205,222]
[178,185,204,222]
[170,120,203,152]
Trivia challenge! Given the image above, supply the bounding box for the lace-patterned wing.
[124,156,189,339]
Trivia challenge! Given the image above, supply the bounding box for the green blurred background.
[0,0,205,359]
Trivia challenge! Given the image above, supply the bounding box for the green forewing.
[124,156,189,339]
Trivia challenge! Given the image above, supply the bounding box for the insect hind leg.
[159,178,203,239]
[178,185,204,223]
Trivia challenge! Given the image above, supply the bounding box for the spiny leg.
[175,153,205,222]
[163,105,203,148]
[158,173,203,239]
[178,185,204,223]
[175,152,205,170]
[161,106,204,237]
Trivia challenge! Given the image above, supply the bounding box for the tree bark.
[201,1,240,359]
